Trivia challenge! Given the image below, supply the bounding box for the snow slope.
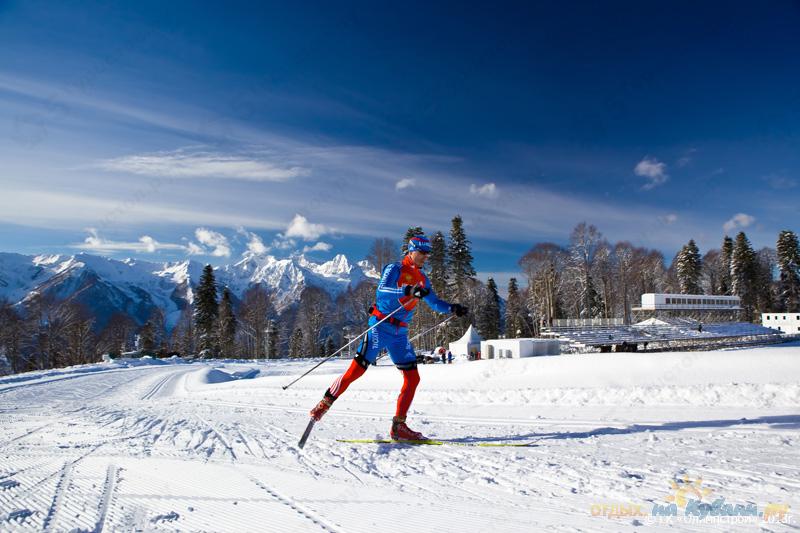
[1,344,799,531]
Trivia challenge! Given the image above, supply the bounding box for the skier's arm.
[376,263,407,310]
[421,276,453,314]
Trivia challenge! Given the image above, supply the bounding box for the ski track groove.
[93,464,118,533]
[247,473,341,533]
[41,462,73,532]
[140,373,174,401]
[0,420,58,449]
[188,413,342,532]
[234,426,257,458]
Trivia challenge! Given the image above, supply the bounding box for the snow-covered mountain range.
[0,252,378,330]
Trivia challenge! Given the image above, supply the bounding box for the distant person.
[447,350,453,364]
[307,235,468,441]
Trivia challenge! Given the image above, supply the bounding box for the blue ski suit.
[357,255,452,369]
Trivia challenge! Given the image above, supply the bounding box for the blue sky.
[1,0,799,293]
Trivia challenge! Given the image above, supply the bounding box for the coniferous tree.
[676,239,703,294]
[731,232,757,320]
[718,236,734,294]
[504,277,531,338]
[776,230,800,312]
[428,231,448,296]
[401,226,425,255]
[754,247,776,315]
[446,215,476,337]
[217,287,237,358]
[194,264,219,357]
[447,215,476,300]
[477,278,501,339]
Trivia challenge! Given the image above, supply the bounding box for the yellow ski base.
[336,439,537,447]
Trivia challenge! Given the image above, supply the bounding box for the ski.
[297,418,316,449]
[336,439,538,447]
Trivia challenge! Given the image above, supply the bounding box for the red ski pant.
[327,360,420,419]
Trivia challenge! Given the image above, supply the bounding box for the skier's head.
[407,235,431,267]
[407,235,432,254]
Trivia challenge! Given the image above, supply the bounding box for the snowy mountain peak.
[0,251,379,331]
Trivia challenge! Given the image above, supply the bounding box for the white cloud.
[303,242,333,253]
[469,182,498,199]
[194,228,231,257]
[635,157,669,190]
[271,238,296,251]
[723,213,756,233]
[74,228,186,253]
[98,148,309,182]
[237,227,269,255]
[660,213,678,225]
[283,214,330,241]
[186,242,204,255]
[395,178,417,191]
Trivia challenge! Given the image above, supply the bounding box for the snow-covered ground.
[1,344,799,531]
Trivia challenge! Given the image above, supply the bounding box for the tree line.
[1,220,797,375]
[517,224,800,332]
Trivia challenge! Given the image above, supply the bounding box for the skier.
[308,234,468,440]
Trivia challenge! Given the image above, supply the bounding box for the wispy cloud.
[469,182,498,199]
[660,213,678,225]
[97,148,308,181]
[303,242,333,253]
[676,148,696,168]
[185,241,204,255]
[763,173,797,190]
[635,157,669,190]
[723,213,756,233]
[73,228,187,253]
[395,178,417,191]
[194,227,231,257]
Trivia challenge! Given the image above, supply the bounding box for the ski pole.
[409,314,455,344]
[282,304,406,390]
[376,313,455,363]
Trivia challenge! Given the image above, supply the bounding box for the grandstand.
[543,294,785,353]
[631,293,741,322]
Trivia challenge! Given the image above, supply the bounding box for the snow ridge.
[0,251,378,329]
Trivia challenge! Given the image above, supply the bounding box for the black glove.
[404,285,430,299]
[451,303,468,317]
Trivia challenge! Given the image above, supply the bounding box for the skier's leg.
[395,366,420,419]
[388,335,425,440]
[310,327,381,421]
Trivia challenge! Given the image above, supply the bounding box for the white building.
[448,325,482,359]
[480,338,561,359]
[761,312,800,334]
[637,293,740,310]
